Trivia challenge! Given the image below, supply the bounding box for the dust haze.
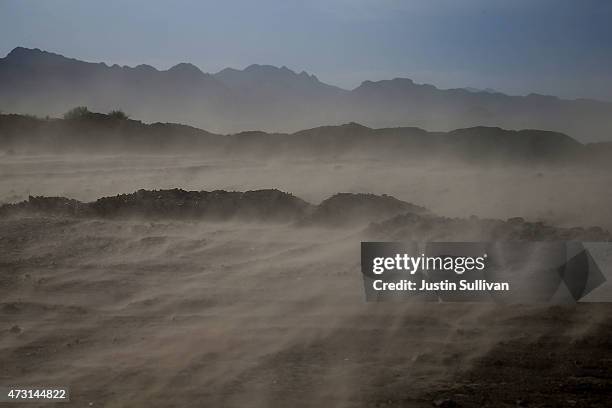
[2,150,612,407]
[3,2,612,404]
[2,154,611,228]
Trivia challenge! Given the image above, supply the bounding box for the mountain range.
[1,47,612,142]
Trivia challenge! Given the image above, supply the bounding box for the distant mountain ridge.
[2,47,612,141]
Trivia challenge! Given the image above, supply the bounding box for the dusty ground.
[1,155,612,407]
[1,217,611,407]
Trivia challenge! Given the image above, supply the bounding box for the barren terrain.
[2,155,612,407]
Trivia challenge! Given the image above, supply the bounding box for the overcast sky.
[1,0,611,100]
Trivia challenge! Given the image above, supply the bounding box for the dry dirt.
[1,155,612,407]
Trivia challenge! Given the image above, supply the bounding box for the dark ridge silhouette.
[1,190,609,241]
[2,47,612,141]
[0,112,220,153]
[1,111,608,165]
[214,64,343,98]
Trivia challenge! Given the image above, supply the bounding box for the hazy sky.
[1,0,611,100]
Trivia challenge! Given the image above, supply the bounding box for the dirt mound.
[0,189,312,222]
[367,213,611,241]
[0,195,93,217]
[303,193,428,227]
[3,190,610,241]
[0,190,427,226]
[90,188,312,221]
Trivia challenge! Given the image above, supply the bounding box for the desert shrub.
[108,109,129,120]
[63,106,90,120]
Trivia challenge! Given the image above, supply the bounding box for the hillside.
[1,112,606,165]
